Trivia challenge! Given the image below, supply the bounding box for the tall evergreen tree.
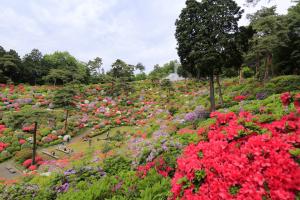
[175,0,243,111]
[22,49,43,84]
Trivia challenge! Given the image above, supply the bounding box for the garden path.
[0,159,23,180]
[0,128,95,180]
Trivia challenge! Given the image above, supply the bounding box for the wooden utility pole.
[32,121,38,165]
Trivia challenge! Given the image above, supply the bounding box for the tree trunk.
[269,54,274,77]
[32,121,38,165]
[239,69,243,84]
[216,74,224,107]
[256,53,260,80]
[264,54,272,81]
[64,109,69,134]
[209,73,216,112]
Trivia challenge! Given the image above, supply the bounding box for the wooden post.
[32,121,38,165]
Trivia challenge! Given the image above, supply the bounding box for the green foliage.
[241,66,255,78]
[0,49,22,83]
[102,155,132,175]
[246,3,300,78]
[193,169,206,189]
[14,149,32,163]
[289,148,300,157]
[2,108,52,129]
[53,87,77,109]
[42,51,89,85]
[108,59,135,81]
[267,75,300,93]
[138,175,170,200]
[174,133,199,145]
[229,184,242,195]
[148,60,178,79]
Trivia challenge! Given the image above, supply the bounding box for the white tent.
[164,63,184,82]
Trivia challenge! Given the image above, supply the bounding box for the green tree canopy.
[42,51,90,85]
[108,59,135,81]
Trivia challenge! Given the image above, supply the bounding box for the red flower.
[137,157,173,178]
[23,159,33,168]
[170,111,300,200]
[0,142,9,152]
[28,165,37,171]
[280,92,292,106]
[22,124,35,132]
[234,95,247,102]
[19,139,26,145]
[294,93,300,111]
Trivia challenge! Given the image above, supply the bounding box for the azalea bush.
[137,156,173,178]
[22,156,44,171]
[170,108,300,199]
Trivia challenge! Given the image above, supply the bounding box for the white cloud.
[0,0,295,72]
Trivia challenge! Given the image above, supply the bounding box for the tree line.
[0,45,184,85]
[0,47,147,85]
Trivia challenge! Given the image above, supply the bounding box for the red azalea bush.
[22,159,33,168]
[23,156,44,170]
[281,92,292,107]
[22,124,35,132]
[233,95,247,102]
[170,111,300,200]
[137,157,173,178]
[19,139,26,145]
[0,142,9,152]
[0,124,6,133]
[28,165,37,171]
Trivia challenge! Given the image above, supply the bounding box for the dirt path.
[37,128,96,159]
[0,128,95,180]
[0,159,23,180]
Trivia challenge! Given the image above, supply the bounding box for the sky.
[0,0,295,72]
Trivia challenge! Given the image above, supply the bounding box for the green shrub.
[14,149,33,164]
[39,128,51,137]
[241,66,255,78]
[174,133,199,145]
[268,75,300,93]
[257,114,276,123]
[0,150,12,160]
[102,156,132,175]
